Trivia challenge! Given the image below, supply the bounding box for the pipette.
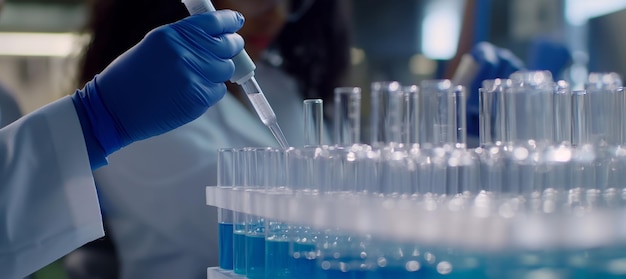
[181,0,290,149]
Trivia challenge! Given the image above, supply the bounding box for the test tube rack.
[206,186,626,255]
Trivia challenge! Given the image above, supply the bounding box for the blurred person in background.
[0,1,23,128]
[63,0,351,278]
[0,82,22,128]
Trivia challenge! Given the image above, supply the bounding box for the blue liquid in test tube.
[233,229,247,275]
[292,242,317,279]
[266,237,292,278]
[246,234,266,278]
[218,223,234,270]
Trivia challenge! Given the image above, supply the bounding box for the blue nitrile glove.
[527,37,572,79]
[466,42,525,138]
[72,10,245,169]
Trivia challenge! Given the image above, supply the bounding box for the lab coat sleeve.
[0,96,104,278]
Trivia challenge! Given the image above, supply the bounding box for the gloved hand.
[72,10,245,169]
[527,37,572,79]
[466,42,525,138]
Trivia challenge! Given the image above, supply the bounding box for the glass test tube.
[350,144,380,195]
[370,81,401,146]
[479,80,498,147]
[264,148,293,279]
[616,87,626,146]
[510,72,558,195]
[546,82,573,193]
[570,90,595,192]
[380,83,405,146]
[585,72,623,146]
[316,148,371,277]
[572,90,591,146]
[586,73,623,192]
[495,80,510,144]
[506,71,555,146]
[233,148,247,275]
[303,99,324,147]
[419,80,457,146]
[334,87,362,146]
[479,79,511,194]
[244,147,270,279]
[404,85,420,145]
[608,88,626,197]
[381,147,411,196]
[287,147,323,277]
[286,147,323,194]
[455,85,467,148]
[217,148,235,270]
[554,80,572,145]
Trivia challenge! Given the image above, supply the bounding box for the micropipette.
[181,0,289,149]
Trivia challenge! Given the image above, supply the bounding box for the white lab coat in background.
[0,97,103,279]
[94,62,310,278]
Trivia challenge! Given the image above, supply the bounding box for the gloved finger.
[176,10,245,36]
[201,33,244,59]
[208,33,244,58]
[170,18,244,59]
[190,81,228,107]
[191,56,236,83]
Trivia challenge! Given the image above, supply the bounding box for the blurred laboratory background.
[1,0,625,137]
[2,0,626,278]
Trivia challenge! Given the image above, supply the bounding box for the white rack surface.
[207,267,244,279]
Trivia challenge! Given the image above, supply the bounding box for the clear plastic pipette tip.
[240,77,290,149]
[268,122,289,149]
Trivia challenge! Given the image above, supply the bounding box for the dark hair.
[78,0,352,104]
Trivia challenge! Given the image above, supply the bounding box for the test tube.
[554,80,572,145]
[285,147,323,277]
[217,148,235,270]
[232,148,247,275]
[506,71,555,146]
[334,87,362,146]
[571,90,591,146]
[403,85,420,145]
[352,144,380,195]
[384,84,406,146]
[380,147,411,196]
[511,72,558,194]
[459,149,480,194]
[370,81,401,146]
[586,73,623,192]
[285,147,324,194]
[585,72,623,146]
[419,80,457,146]
[616,87,626,146]
[495,80,510,144]
[244,147,270,279]
[570,91,595,192]
[455,85,467,148]
[264,148,293,278]
[479,82,493,147]
[303,99,324,147]
[479,79,509,147]
[319,146,345,194]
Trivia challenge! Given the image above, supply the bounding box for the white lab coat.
[94,63,315,278]
[0,97,103,279]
